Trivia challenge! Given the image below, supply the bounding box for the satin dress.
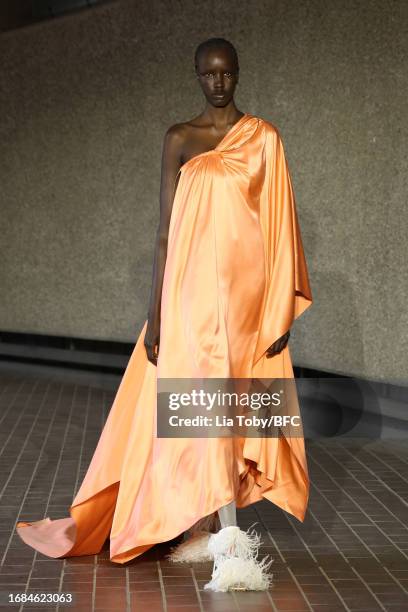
[17,113,313,564]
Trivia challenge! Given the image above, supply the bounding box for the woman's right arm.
[144,124,184,365]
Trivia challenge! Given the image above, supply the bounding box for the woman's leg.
[217,500,237,528]
[206,501,273,591]
[183,501,236,541]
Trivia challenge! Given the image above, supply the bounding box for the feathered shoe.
[204,524,274,592]
[166,530,213,563]
[165,512,220,563]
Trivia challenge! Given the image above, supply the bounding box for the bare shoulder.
[161,123,191,168]
[163,121,188,146]
[163,117,209,161]
[165,114,211,140]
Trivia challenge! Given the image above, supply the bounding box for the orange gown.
[16,113,312,564]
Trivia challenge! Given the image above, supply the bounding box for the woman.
[16,37,312,592]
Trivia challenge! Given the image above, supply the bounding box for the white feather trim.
[208,523,262,559]
[166,531,213,563]
[204,523,274,591]
[204,555,274,592]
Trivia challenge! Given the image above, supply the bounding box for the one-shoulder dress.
[17,113,312,564]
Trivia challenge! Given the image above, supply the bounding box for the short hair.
[194,38,239,73]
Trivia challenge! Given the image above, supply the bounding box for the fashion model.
[16,37,312,592]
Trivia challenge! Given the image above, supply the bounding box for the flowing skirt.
[16,319,309,564]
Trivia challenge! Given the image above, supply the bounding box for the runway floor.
[0,372,407,611]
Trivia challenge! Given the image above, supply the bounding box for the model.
[16,37,312,592]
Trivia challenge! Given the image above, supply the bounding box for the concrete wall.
[0,0,406,383]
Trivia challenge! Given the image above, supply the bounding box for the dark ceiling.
[0,0,115,33]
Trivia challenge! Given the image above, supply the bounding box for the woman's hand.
[265,330,290,358]
[144,318,160,366]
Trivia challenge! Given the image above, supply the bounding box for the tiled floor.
[0,372,407,611]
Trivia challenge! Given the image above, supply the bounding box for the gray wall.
[0,0,406,383]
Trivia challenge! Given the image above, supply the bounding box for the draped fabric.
[16,113,312,564]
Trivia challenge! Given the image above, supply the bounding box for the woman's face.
[195,47,239,108]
